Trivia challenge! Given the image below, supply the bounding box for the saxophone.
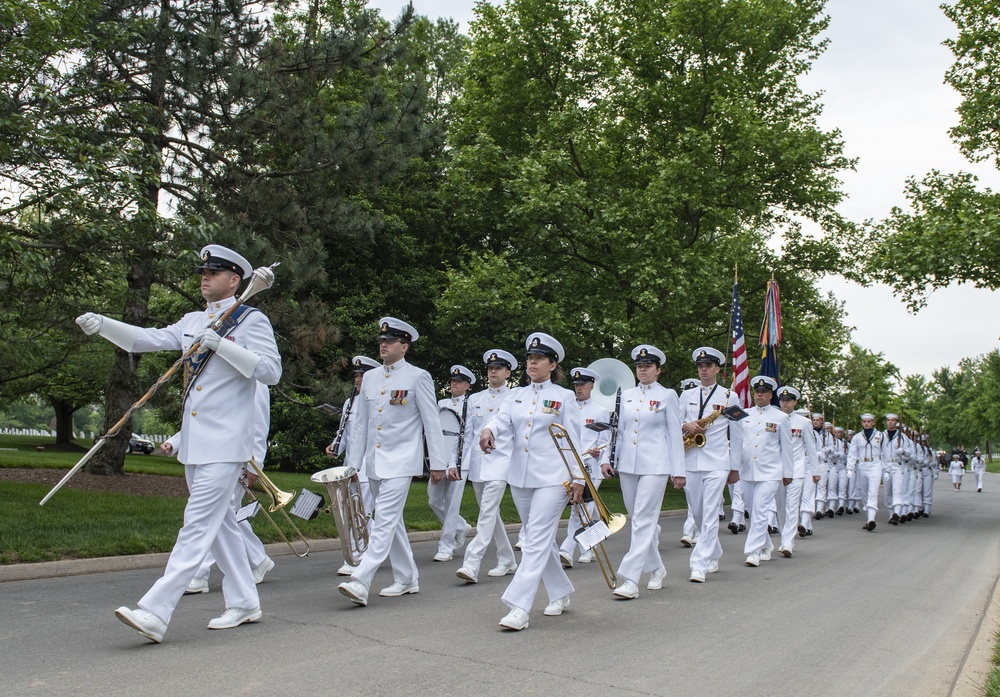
[682,408,726,450]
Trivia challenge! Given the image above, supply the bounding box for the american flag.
[731,283,751,408]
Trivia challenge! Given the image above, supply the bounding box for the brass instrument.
[311,465,370,566]
[242,457,311,558]
[549,423,627,589]
[682,408,727,450]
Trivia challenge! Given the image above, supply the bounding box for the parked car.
[127,434,155,454]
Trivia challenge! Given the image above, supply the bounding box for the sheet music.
[237,500,260,523]
[574,520,612,551]
[291,488,323,520]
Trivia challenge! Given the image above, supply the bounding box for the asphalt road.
[3,473,999,697]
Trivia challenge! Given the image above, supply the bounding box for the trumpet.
[311,465,370,566]
[549,423,627,589]
[242,458,311,558]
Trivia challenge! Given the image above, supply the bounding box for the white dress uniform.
[430,392,471,559]
[459,382,517,579]
[921,444,937,514]
[484,377,584,616]
[803,424,833,519]
[847,428,883,527]
[826,432,849,514]
[738,402,794,559]
[971,454,986,491]
[880,428,913,520]
[604,378,685,589]
[846,431,862,512]
[559,397,610,562]
[949,458,965,485]
[680,382,742,575]
[346,356,449,592]
[775,410,817,553]
[130,295,281,625]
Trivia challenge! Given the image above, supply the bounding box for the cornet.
[549,423,627,589]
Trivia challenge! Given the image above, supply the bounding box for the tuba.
[549,423,627,589]
[311,465,370,566]
[586,358,636,412]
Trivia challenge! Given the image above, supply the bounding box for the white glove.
[193,328,221,352]
[846,469,854,479]
[76,313,103,335]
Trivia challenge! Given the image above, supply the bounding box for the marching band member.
[774,393,816,558]
[971,448,986,493]
[601,344,685,598]
[847,413,881,531]
[326,355,380,575]
[178,384,274,594]
[846,429,861,513]
[799,413,828,535]
[738,376,793,567]
[429,365,475,562]
[338,317,448,607]
[881,413,913,524]
[558,367,610,567]
[828,426,849,516]
[921,435,937,515]
[680,347,741,582]
[480,332,584,630]
[456,349,519,583]
[78,244,281,642]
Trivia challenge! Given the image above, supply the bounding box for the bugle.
[549,423,627,589]
[311,465,370,566]
[242,457,311,558]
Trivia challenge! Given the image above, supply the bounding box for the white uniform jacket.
[738,404,794,481]
[335,392,368,482]
[847,429,883,474]
[814,429,835,467]
[880,430,913,469]
[679,383,742,472]
[484,380,584,488]
[463,386,513,482]
[347,358,448,480]
[786,412,819,479]
[972,456,986,474]
[829,436,848,468]
[603,382,685,478]
[131,296,281,466]
[575,398,610,481]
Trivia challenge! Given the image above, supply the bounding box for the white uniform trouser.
[976,470,985,489]
[428,473,469,555]
[777,477,803,551]
[744,480,780,556]
[857,466,881,522]
[730,481,746,526]
[801,474,817,520]
[901,467,914,514]
[561,479,603,557]
[351,476,418,589]
[815,466,829,513]
[140,462,257,624]
[848,465,861,508]
[617,473,668,584]
[883,463,904,515]
[686,470,729,572]
[195,479,268,580]
[922,469,935,512]
[463,480,516,573]
[502,485,574,612]
[827,467,848,512]
[681,508,698,541]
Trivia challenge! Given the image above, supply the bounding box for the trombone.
[241,458,311,558]
[549,423,627,589]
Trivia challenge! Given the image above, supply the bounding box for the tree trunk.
[51,398,76,444]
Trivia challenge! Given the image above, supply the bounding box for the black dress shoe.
[853,507,860,514]
[899,515,907,524]
[797,524,806,537]
[825,510,835,518]
[865,520,876,531]
[804,529,813,536]
[738,524,746,532]
[836,507,845,516]
[922,512,929,518]
[719,513,726,521]
[889,513,899,525]
[846,508,854,515]
[728,522,739,535]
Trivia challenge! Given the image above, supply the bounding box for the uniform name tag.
[765,422,777,433]
[542,400,561,415]
[390,390,408,406]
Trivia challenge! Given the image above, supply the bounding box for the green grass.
[985,630,1000,697]
[1,434,689,564]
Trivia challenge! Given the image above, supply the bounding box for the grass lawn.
[2,434,690,564]
[987,631,1000,697]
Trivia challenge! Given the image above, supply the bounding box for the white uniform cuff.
[98,316,138,352]
[214,338,261,379]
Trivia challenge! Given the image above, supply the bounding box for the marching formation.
[71,244,943,643]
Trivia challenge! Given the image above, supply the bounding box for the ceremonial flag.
[730,282,751,408]
[759,277,781,403]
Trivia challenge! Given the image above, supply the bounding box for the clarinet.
[455,396,469,477]
[608,388,621,474]
[329,386,357,457]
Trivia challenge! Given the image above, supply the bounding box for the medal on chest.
[765,422,777,433]
[541,400,561,415]
[390,390,408,406]
[648,400,660,412]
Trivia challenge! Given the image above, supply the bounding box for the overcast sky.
[369,0,1000,381]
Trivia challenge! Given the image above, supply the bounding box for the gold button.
[525,435,529,440]
[196,385,202,391]
[527,422,531,427]
[524,447,529,452]
[381,390,385,395]
[376,443,381,449]
[376,426,382,431]
[208,314,215,320]
[191,411,197,416]
[378,408,383,413]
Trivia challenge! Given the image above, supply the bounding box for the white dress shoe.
[184,577,209,594]
[432,551,453,562]
[208,606,262,630]
[115,607,167,643]
[707,559,719,574]
[252,557,275,584]
[337,562,357,576]
[680,535,694,548]
[559,551,574,568]
[338,580,369,606]
[487,562,517,577]
[745,554,760,567]
[499,608,529,630]
[379,581,419,597]
[543,595,571,616]
[577,550,594,563]
[759,548,772,562]
[454,522,472,550]
[689,569,707,583]
[647,566,667,590]
[780,547,793,558]
[613,580,639,599]
[456,567,478,583]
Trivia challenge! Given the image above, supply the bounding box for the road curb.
[952,565,1000,696]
